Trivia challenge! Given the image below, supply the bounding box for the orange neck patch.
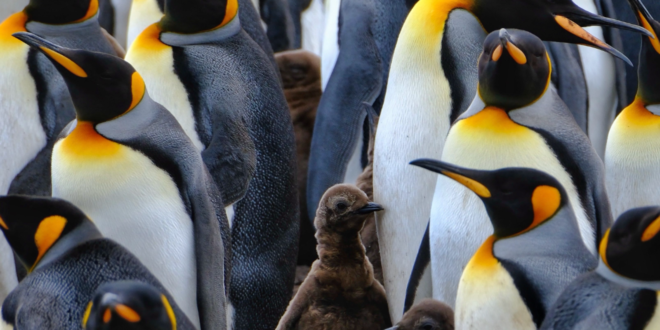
[0,12,27,45]
[459,106,527,135]
[31,215,67,272]
[618,97,660,127]
[59,121,122,158]
[130,23,168,52]
[466,235,498,270]
[74,0,99,23]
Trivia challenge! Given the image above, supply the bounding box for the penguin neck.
[33,220,102,271]
[25,12,101,38]
[315,228,366,269]
[160,14,241,47]
[596,259,660,291]
[617,98,660,127]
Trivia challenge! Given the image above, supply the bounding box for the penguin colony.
[1,0,660,329]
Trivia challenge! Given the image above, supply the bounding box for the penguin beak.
[410,159,491,198]
[12,32,88,78]
[354,202,384,214]
[493,29,527,65]
[628,0,660,53]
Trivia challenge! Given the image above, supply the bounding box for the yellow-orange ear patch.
[506,41,527,65]
[220,0,239,26]
[128,72,145,112]
[599,229,612,269]
[441,171,491,198]
[31,215,67,271]
[115,304,141,322]
[492,45,503,61]
[82,301,93,328]
[638,11,660,55]
[39,47,87,78]
[103,308,112,323]
[531,185,561,227]
[161,295,177,330]
[74,0,99,23]
[642,215,660,242]
[0,216,8,230]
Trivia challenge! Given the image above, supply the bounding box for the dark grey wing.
[404,222,431,313]
[541,272,656,330]
[306,0,382,221]
[260,0,296,52]
[97,101,229,330]
[596,0,629,113]
[238,0,278,71]
[510,91,613,251]
[545,42,588,133]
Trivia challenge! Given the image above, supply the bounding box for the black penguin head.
[159,0,238,33]
[411,159,566,238]
[83,281,178,330]
[315,184,383,233]
[24,0,98,24]
[627,0,660,105]
[600,206,660,281]
[470,0,648,64]
[13,32,145,124]
[478,29,551,110]
[0,196,90,272]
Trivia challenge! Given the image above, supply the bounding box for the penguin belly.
[432,106,593,306]
[573,0,616,160]
[125,27,205,151]
[51,122,200,329]
[605,102,660,219]
[373,26,451,320]
[455,237,535,330]
[126,0,162,48]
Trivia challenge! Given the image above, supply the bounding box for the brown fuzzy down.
[396,299,454,330]
[276,184,392,330]
[275,50,322,265]
[355,114,383,285]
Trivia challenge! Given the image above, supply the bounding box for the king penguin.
[14,32,229,330]
[372,0,640,318]
[84,281,195,330]
[0,195,196,330]
[125,0,298,328]
[411,159,595,330]
[542,206,660,330]
[0,0,121,305]
[605,0,660,219]
[403,29,612,312]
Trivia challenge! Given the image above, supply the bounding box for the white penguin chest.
[456,238,535,330]
[125,35,205,152]
[50,125,200,328]
[605,102,660,219]
[0,23,46,195]
[439,106,593,253]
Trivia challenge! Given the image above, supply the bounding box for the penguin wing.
[306,0,383,220]
[97,104,229,330]
[510,91,613,249]
[275,263,321,330]
[202,111,257,206]
[403,221,432,313]
[545,42,588,133]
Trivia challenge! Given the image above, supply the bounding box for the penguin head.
[159,0,238,34]
[627,0,660,105]
[470,0,649,64]
[411,159,566,238]
[0,196,91,272]
[24,0,99,24]
[83,281,177,330]
[387,299,454,330]
[315,184,383,233]
[599,206,660,281]
[13,32,145,125]
[478,29,551,110]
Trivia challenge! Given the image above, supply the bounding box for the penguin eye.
[335,201,348,212]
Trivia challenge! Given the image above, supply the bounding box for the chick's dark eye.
[336,202,348,212]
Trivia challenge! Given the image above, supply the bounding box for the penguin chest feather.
[0,12,47,194]
[455,237,535,330]
[51,122,200,328]
[440,106,593,252]
[125,25,205,151]
[605,101,660,218]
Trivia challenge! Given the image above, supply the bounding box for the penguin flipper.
[306,2,383,220]
[203,114,257,206]
[545,42,588,134]
[403,221,431,313]
[275,262,320,330]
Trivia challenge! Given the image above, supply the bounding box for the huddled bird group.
[0,0,659,329]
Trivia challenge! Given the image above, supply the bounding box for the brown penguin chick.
[388,299,454,330]
[355,111,383,285]
[275,49,322,266]
[276,184,392,330]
